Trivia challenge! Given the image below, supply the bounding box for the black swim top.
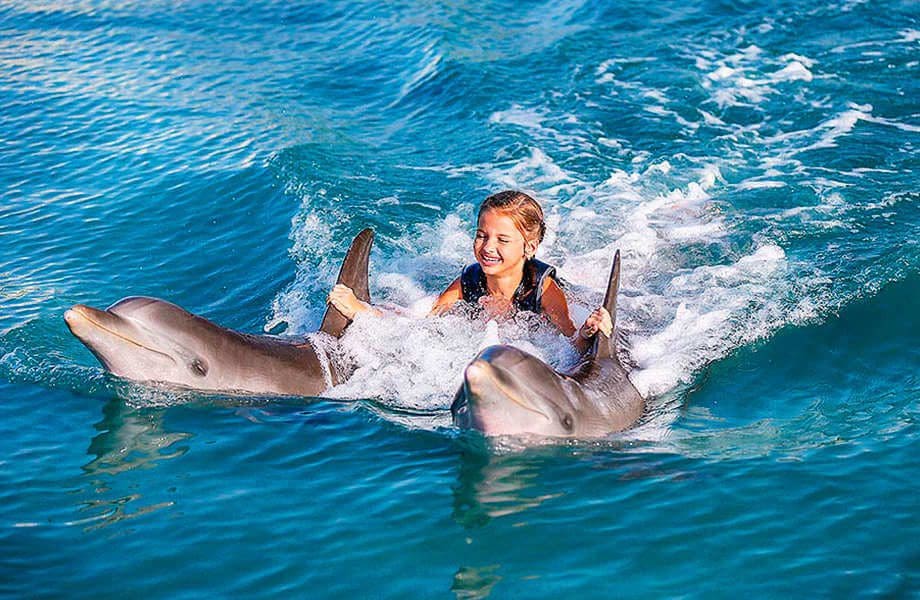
[460,258,559,315]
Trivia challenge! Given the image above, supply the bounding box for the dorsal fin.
[319,228,374,338]
[592,249,621,360]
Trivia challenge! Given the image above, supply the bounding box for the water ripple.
[1,0,918,597]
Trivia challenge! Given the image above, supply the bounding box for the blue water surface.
[1,0,918,597]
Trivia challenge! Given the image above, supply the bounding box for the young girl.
[328,190,612,354]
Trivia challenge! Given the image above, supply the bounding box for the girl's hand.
[327,284,367,319]
[429,301,453,317]
[578,307,612,340]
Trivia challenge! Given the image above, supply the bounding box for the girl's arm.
[328,284,383,319]
[540,279,577,338]
[540,279,612,354]
[330,277,463,319]
[428,277,462,316]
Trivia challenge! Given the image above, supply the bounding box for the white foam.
[643,89,670,104]
[267,208,338,334]
[708,65,737,81]
[325,310,579,413]
[663,222,725,241]
[831,29,919,53]
[756,106,873,159]
[780,53,816,68]
[771,61,813,82]
[272,78,864,437]
[628,244,789,396]
[697,46,817,108]
[489,105,546,130]
[597,137,624,149]
[699,109,726,126]
[273,143,768,425]
[863,114,920,133]
[736,180,786,190]
[490,147,573,194]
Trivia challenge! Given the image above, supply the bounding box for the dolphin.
[451,249,645,438]
[64,229,374,396]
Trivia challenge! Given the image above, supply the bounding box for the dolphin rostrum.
[64,229,374,396]
[451,249,645,438]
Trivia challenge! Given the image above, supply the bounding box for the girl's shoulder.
[527,258,563,294]
[541,274,563,293]
[528,257,557,278]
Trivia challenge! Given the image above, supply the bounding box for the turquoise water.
[2,0,918,597]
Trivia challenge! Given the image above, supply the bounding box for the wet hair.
[477,190,546,248]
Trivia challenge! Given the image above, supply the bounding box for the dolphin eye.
[189,359,208,377]
[562,414,574,431]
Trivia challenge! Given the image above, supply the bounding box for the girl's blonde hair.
[478,190,546,247]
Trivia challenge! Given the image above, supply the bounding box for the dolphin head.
[64,296,221,388]
[451,345,585,438]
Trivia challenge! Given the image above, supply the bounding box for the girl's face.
[474,209,536,278]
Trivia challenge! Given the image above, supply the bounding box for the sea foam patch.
[695,44,817,109]
[325,309,579,415]
[270,141,805,433]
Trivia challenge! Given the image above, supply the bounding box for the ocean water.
[1,0,918,597]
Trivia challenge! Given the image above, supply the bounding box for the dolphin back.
[319,228,374,338]
[593,249,621,360]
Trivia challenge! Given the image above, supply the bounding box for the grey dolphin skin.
[64,229,374,396]
[451,249,645,438]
